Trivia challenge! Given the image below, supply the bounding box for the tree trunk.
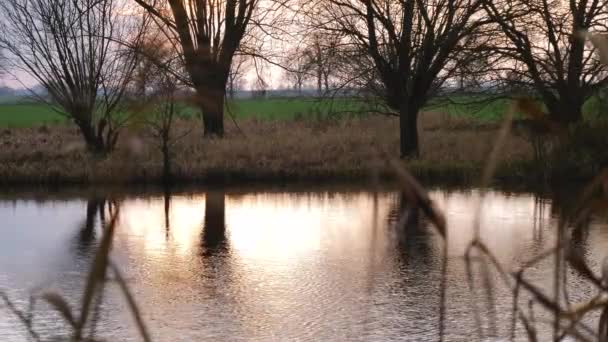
[196,84,225,137]
[460,73,465,91]
[550,99,583,124]
[399,105,420,158]
[228,84,235,99]
[76,120,105,154]
[317,67,323,96]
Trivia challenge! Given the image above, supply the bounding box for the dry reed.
[0,113,532,186]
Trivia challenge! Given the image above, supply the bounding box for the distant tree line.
[1,0,607,160]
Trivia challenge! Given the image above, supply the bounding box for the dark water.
[0,188,606,341]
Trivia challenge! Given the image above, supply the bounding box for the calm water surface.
[0,188,606,341]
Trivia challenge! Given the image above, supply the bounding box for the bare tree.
[227,54,249,99]
[130,34,188,184]
[308,0,488,157]
[451,34,495,93]
[484,0,608,123]
[133,0,271,138]
[131,33,168,98]
[0,0,146,153]
[145,79,183,184]
[300,32,341,96]
[284,47,312,94]
[251,75,268,98]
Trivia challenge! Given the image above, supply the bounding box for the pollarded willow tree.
[484,0,608,124]
[307,0,490,157]
[133,0,274,137]
[0,0,146,153]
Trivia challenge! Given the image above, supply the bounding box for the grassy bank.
[0,112,537,186]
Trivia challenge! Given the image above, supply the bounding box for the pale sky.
[0,70,37,88]
[0,60,284,90]
[0,0,296,91]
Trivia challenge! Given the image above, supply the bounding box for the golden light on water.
[115,193,395,264]
[432,190,554,263]
[113,191,556,270]
[3,189,606,341]
[227,193,393,262]
[118,197,205,256]
[106,190,561,340]
[109,192,398,330]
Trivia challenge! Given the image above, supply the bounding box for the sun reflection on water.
[117,197,205,256]
[227,193,393,262]
[112,190,557,279]
[3,188,608,341]
[115,192,395,266]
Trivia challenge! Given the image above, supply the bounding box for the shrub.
[549,121,608,181]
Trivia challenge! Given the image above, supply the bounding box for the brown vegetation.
[0,113,532,186]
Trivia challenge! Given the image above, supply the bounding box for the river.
[0,187,606,341]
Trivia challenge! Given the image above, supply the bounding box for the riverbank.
[0,112,537,186]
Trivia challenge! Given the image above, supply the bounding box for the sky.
[0,70,37,89]
[0,0,297,91]
[0,60,283,91]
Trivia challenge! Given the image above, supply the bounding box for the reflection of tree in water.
[68,196,110,336]
[569,215,591,273]
[384,192,443,335]
[199,191,236,308]
[550,187,572,218]
[72,197,106,257]
[201,191,228,256]
[388,192,438,268]
[565,205,592,269]
[531,196,546,245]
[164,188,171,240]
[549,187,592,264]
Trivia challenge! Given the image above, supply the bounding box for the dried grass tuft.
[0,114,532,185]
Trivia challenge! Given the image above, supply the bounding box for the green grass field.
[0,103,68,127]
[0,98,384,127]
[428,95,607,121]
[0,96,604,127]
[229,98,382,119]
